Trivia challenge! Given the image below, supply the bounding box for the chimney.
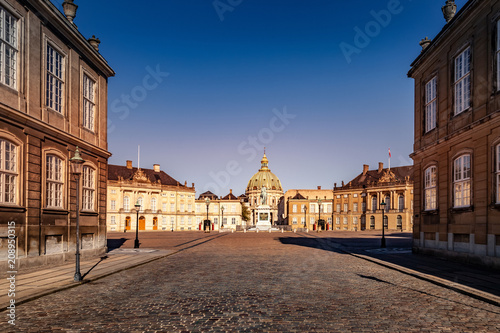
[442,0,457,23]
[153,164,160,172]
[126,160,133,169]
[184,181,187,186]
[230,189,233,194]
[419,37,431,51]
[88,35,101,51]
[378,162,384,173]
[192,183,195,188]
[317,186,321,190]
[363,164,369,176]
[62,0,78,23]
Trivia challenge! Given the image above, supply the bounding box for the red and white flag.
[388,148,391,158]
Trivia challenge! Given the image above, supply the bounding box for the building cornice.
[0,103,111,158]
[23,0,115,78]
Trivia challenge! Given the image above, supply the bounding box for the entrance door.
[152,217,158,231]
[139,216,146,230]
[125,217,131,231]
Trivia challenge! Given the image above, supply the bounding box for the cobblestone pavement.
[4,232,500,332]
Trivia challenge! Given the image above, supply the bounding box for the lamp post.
[70,146,84,282]
[331,186,335,232]
[205,198,210,233]
[361,185,367,231]
[221,205,225,230]
[134,200,141,248]
[380,200,386,248]
[317,198,322,232]
[303,205,307,230]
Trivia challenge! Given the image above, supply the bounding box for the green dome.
[246,154,283,192]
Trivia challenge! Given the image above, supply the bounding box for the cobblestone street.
[4,232,500,332]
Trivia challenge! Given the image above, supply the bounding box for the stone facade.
[196,190,244,231]
[283,164,414,232]
[107,162,196,232]
[0,0,114,270]
[409,0,500,268]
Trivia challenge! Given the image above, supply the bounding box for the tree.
[241,203,250,222]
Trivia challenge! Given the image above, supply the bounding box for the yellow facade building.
[107,161,196,232]
[196,190,243,231]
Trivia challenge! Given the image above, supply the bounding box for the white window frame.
[151,197,157,212]
[82,166,95,211]
[292,217,297,225]
[0,139,18,204]
[453,155,471,208]
[123,196,130,211]
[343,203,348,212]
[83,73,95,131]
[425,76,437,132]
[424,166,437,211]
[232,217,236,225]
[336,217,340,225]
[336,204,340,213]
[110,200,116,211]
[309,204,315,213]
[343,217,348,225]
[292,204,297,213]
[137,197,144,212]
[46,155,64,208]
[454,47,471,115]
[0,5,18,89]
[46,43,65,113]
[310,217,315,225]
[110,216,116,225]
[353,203,358,213]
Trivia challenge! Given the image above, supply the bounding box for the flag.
[389,148,391,158]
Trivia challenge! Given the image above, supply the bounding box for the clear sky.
[53,0,468,196]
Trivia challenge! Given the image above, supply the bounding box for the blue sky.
[54,0,468,196]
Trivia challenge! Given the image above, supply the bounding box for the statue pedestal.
[255,205,272,231]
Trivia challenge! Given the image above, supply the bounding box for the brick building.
[409,0,500,267]
[0,0,114,269]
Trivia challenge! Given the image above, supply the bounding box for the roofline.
[28,0,115,77]
[408,0,477,77]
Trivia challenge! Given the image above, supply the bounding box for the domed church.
[245,153,284,226]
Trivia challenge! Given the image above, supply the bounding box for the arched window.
[453,154,471,207]
[383,215,388,229]
[371,196,377,213]
[0,139,18,204]
[425,166,437,210]
[398,195,405,212]
[397,215,403,230]
[151,197,157,212]
[384,195,390,212]
[82,166,95,211]
[137,197,144,211]
[123,196,130,211]
[370,216,375,230]
[46,154,64,208]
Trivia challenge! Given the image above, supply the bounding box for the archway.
[139,216,146,230]
[125,216,131,231]
[152,217,158,231]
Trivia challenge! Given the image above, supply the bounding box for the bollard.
[269,228,271,233]
[281,229,284,233]
[232,229,234,233]
[306,229,309,233]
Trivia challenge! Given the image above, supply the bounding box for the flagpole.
[389,148,391,171]
[138,145,140,170]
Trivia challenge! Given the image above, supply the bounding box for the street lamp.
[317,198,322,232]
[205,198,210,233]
[303,205,307,230]
[380,200,386,248]
[221,205,225,229]
[134,200,141,248]
[70,146,84,282]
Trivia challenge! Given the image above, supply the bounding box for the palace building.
[195,190,243,231]
[107,161,196,232]
[0,0,114,270]
[245,153,284,227]
[409,0,500,268]
[283,163,414,232]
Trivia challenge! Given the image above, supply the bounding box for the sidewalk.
[0,248,173,310]
[318,231,500,307]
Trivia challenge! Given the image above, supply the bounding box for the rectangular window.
[196,204,200,213]
[46,44,64,113]
[292,217,297,225]
[82,166,95,211]
[188,204,192,212]
[46,155,63,208]
[162,203,167,211]
[180,217,184,225]
[232,217,236,225]
[343,217,348,225]
[454,47,471,115]
[170,203,175,212]
[336,217,340,225]
[497,145,500,203]
[292,204,297,213]
[0,6,18,89]
[231,204,236,213]
[110,216,116,225]
[425,76,437,132]
[353,217,358,225]
[327,204,332,213]
[343,203,348,212]
[0,139,17,204]
[110,200,116,211]
[83,74,95,131]
[454,155,471,207]
[188,217,192,225]
[301,217,305,225]
[310,204,315,213]
[162,217,167,225]
[123,196,130,211]
[425,166,437,210]
[353,203,358,212]
[336,204,340,212]
[310,217,315,225]
[301,204,306,212]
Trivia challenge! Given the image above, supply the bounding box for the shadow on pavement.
[107,238,128,250]
[279,234,500,299]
